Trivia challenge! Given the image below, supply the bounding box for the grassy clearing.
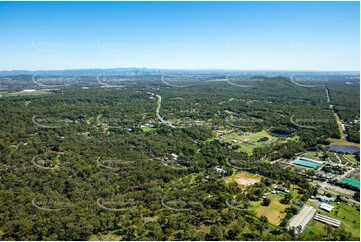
[289,186,303,202]
[328,138,360,147]
[306,202,360,238]
[343,154,359,163]
[141,127,156,132]
[88,233,122,241]
[0,91,50,97]
[303,219,327,239]
[224,171,261,186]
[251,194,290,226]
[85,117,94,125]
[347,169,360,181]
[199,224,210,234]
[143,216,159,223]
[218,129,299,155]
[332,111,346,140]
[329,202,360,237]
[303,151,325,160]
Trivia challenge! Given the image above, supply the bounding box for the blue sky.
[0,1,359,71]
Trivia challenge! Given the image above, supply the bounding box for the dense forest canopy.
[0,73,359,240]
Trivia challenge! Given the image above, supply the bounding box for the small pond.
[270,132,290,138]
[329,145,359,154]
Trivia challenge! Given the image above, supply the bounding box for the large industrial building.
[288,205,317,234]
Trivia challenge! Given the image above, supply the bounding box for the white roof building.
[215,167,227,174]
[314,214,341,227]
[320,203,334,212]
[171,153,179,160]
[316,195,335,203]
[288,205,316,234]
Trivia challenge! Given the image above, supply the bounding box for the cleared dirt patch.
[224,171,261,186]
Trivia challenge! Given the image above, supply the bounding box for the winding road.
[155,95,176,128]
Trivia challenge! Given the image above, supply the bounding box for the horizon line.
[0,67,360,73]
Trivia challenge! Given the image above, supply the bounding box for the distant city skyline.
[0,1,360,71]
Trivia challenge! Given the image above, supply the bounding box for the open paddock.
[224,171,261,187]
[251,194,290,226]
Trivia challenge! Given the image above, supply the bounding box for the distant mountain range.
[0,68,359,77]
[0,68,154,76]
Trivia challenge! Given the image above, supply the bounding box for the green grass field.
[141,127,156,132]
[328,138,360,147]
[343,154,359,163]
[89,233,122,241]
[0,90,50,97]
[251,194,290,226]
[218,129,299,155]
[305,202,360,238]
[303,151,325,160]
[289,187,303,203]
[347,169,360,181]
[303,219,328,240]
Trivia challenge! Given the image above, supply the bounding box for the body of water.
[329,145,359,154]
[270,132,290,138]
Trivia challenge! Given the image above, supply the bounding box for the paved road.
[311,181,359,205]
[155,95,176,128]
[334,153,342,164]
[336,167,354,181]
[290,74,323,88]
[324,86,347,139]
[325,86,330,103]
